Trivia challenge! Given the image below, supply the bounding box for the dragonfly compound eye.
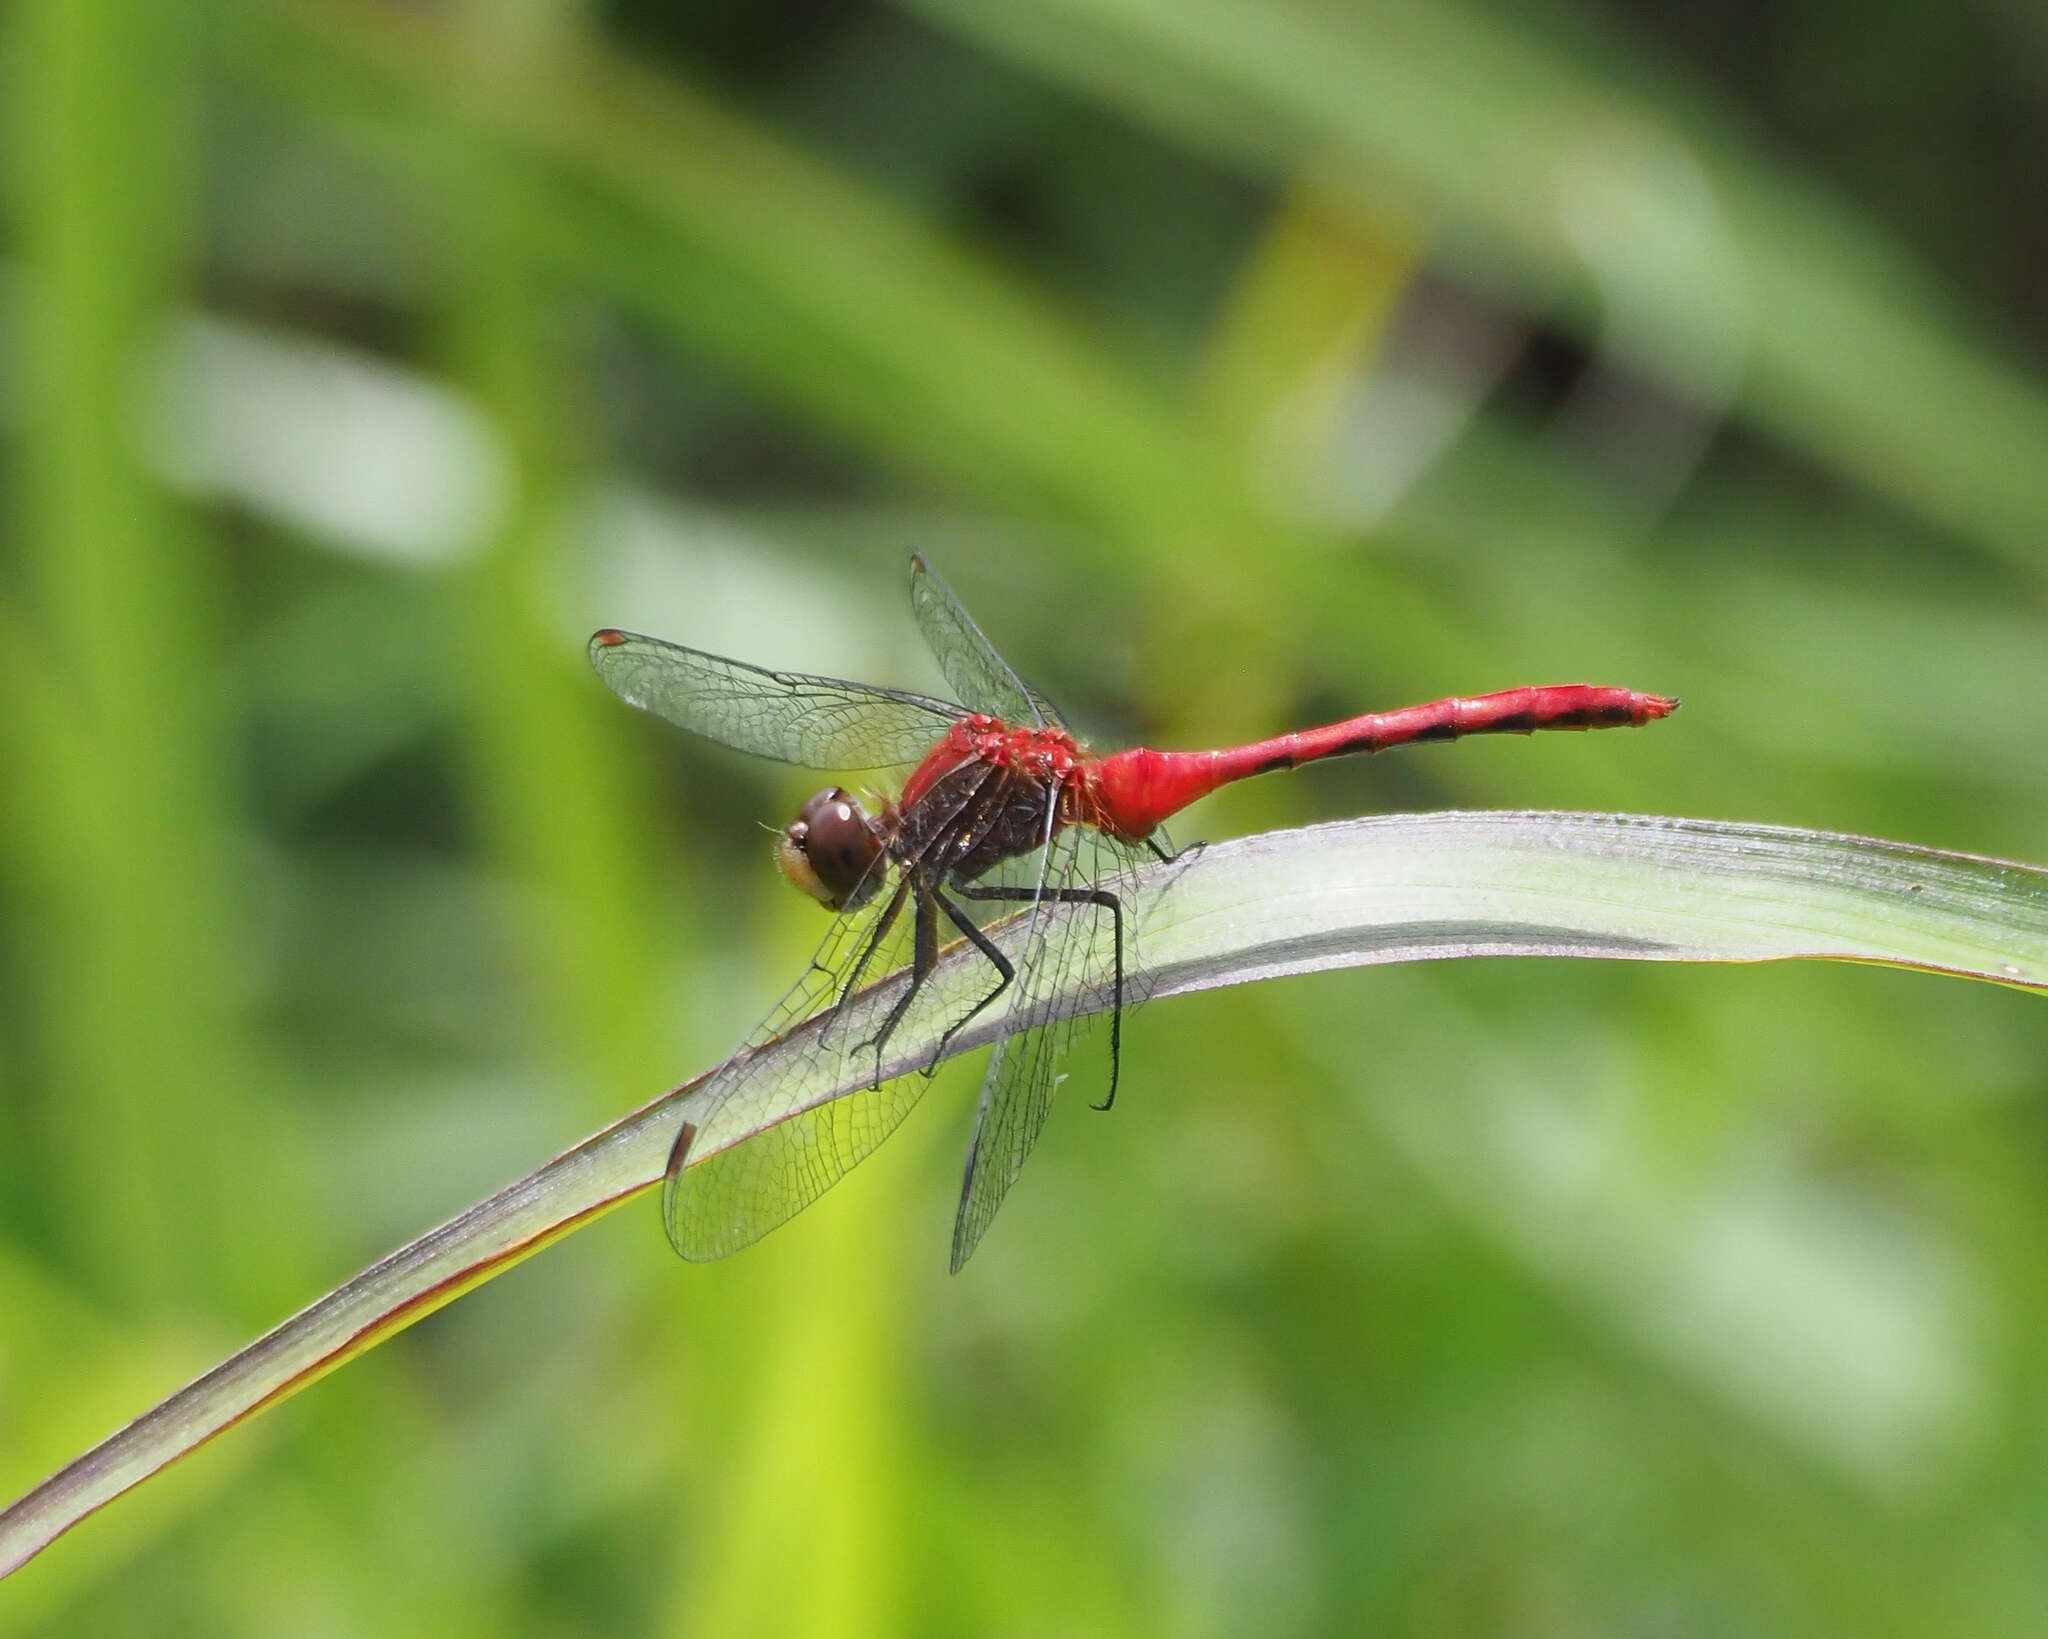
[776,787,882,911]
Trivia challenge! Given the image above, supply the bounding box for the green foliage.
[2,0,2046,1633]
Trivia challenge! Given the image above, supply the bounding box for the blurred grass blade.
[899,0,2048,569]
[2,811,2042,1577]
[210,0,1251,557]
[13,0,256,1313]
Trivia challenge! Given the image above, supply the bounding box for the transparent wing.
[662,770,1000,1259]
[589,628,962,769]
[663,890,925,1261]
[947,824,1149,1272]
[908,556,1064,729]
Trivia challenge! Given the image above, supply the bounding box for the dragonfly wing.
[947,828,1139,1271]
[948,1031,1055,1273]
[590,628,962,769]
[666,1065,935,1261]
[662,869,923,1259]
[908,556,1063,729]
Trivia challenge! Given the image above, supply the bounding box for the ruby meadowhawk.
[591,557,1677,1270]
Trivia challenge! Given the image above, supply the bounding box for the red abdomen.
[1085,684,1678,841]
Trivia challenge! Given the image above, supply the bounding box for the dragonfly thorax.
[900,717,1086,806]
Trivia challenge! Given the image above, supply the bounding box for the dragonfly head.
[777,787,884,912]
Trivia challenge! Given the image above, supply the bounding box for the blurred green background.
[5,0,2048,1631]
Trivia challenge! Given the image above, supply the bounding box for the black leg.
[836,876,910,1011]
[859,886,938,1083]
[843,777,1007,1083]
[1146,833,1207,867]
[926,887,1017,1069]
[958,880,1126,1111]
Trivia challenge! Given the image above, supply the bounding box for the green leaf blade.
[3,811,2040,1577]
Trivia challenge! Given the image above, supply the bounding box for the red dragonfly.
[592,558,1676,1270]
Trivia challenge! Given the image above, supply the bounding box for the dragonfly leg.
[835,875,911,1011]
[857,886,939,1084]
[1144,834,1208,868]
[958,881,1126,1112]
[926,887,1017,1071]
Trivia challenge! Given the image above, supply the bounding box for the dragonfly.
[591,557,1677,1270]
